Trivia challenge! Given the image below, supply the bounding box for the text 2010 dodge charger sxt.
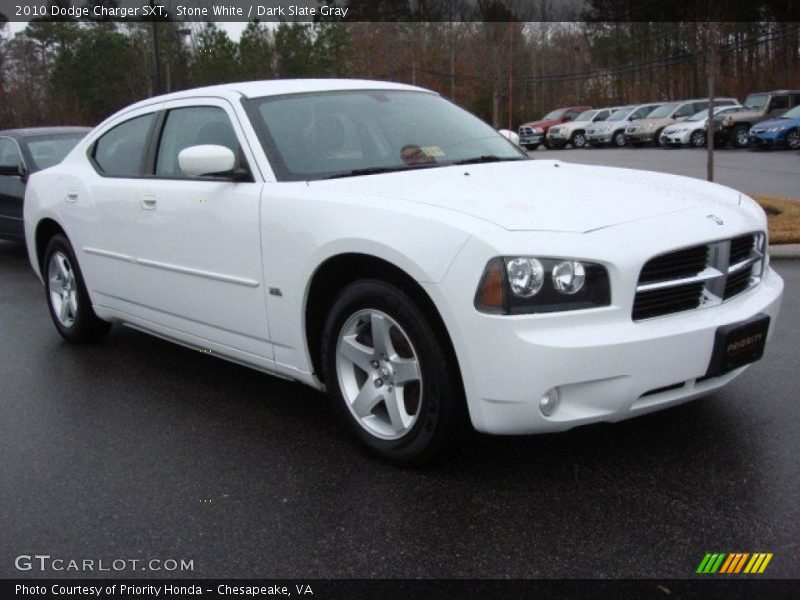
[24,80,784,464]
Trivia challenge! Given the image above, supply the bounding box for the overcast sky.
[5,20,251,40]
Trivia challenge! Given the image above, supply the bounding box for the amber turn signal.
[475,258,506,313]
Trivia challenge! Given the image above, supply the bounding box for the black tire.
[654,128,665,146]
[523,144,539,151]
[43,234,111,343]
[570,131,587,148]
[690,130,706,148]
[612,130,626,147]
[543,138,552,149]
[731,124,750,148]
[786,128,800,150]
[321,279,466,465]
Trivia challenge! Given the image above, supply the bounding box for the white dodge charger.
[24,80,784,464]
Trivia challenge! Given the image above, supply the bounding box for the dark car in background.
[0,127,90,243]
[517,105,591,150]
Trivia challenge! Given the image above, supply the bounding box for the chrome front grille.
[632,233,765,321]
[519,126,534,136]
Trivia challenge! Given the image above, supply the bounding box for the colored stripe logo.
[696,552,773,574]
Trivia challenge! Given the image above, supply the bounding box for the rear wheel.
[44,234,110,343]
[321,280,465,465]
[690,130,706,148]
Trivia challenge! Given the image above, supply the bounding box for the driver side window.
[156,106,244,177]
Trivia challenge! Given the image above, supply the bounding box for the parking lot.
[532,147,799,199]
[1,239,798,579]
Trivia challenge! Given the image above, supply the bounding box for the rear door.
[0,136,27,241]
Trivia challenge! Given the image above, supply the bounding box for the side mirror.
[497,129,520,145]
[0,164,24,178]
[178,145,237,178]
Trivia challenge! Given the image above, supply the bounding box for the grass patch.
[753,195,800,245]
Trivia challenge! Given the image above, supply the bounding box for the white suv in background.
[24,80,783,464]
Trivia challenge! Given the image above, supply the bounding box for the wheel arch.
[34,218,68,279]
[304,252,462,390]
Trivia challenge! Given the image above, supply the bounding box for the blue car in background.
[748,105,800,150]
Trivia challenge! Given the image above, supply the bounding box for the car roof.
[124,79,431,111]
[746,90,800,95]
[0,126,91,139]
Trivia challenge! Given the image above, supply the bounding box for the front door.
[0,137,26,241]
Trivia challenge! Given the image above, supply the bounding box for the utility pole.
[150,0,162,96]
[508,22,513,131]
[706,22,719,182]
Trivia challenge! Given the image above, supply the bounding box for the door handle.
[141,195,157,210]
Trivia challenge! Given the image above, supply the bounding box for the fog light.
[539,387,560,416]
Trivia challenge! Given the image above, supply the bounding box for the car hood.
[553,120,592,130]
[521,118,560,129]
[753,117,799,129]
[630,117,673,129]
[313,160,740,233]
[664,121,700,132]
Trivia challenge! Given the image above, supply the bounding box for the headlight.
[475,257,611,314]
[766,126,785,132]
[532,127,544,134]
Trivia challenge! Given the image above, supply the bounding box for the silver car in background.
[625,97,740,146]
[586,103,663,147]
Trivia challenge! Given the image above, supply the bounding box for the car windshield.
[574,110,597,122]
[646,103,679,119]
[743,94,769,109]
[25,133,86,170]
[779,105,800,119]
[542,108,566,120]
[608,109,631,121]
[246,90,527,181]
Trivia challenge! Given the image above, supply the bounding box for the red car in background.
[518,105,592,150]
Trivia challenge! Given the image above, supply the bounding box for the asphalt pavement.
[1,240,799,579]
[533,146,799,200]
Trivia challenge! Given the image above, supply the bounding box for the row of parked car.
[516,89,800,151]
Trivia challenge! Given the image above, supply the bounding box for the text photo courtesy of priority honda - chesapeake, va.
[1,1,799,598]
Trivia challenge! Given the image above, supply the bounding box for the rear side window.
[93,113,155,177]
[770,95,789,111]
[155,106,241,177]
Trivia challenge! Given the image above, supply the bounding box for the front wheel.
[612,131,626,147]
[321,280,465,465]
[44,234,111,343]
[523,144,539,151]
[690,130,706,148]
[570,131,587,148]
[786,128,800,150]
[731,125,750,148]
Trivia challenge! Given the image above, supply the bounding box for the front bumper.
[660,130,691,145]
[625,129,656,143]
[748,133,783,148]
[519,134,543,146]
[586,131,613,144]
[428,210,783,435]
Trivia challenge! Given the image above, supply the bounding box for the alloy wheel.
[736,128,749,147]
[691,130,706,147]
[613,131,626,147]
[573,133,586,148]
[787,129,800,150]
[48,251,78,328]
[335,309,423,440]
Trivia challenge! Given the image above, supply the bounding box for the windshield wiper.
[452,155,525,166]
[323,164,439,179]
